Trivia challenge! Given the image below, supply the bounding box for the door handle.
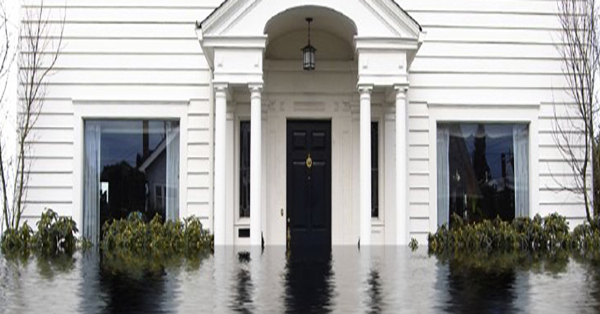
[281,208,284,217]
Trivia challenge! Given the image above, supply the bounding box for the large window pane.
[83,120,180,243]
[437,123,529,226]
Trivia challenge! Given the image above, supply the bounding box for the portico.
[197,0,423,246]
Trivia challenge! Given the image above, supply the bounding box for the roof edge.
[197,0,422,32]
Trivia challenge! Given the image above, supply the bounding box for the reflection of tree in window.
[448,124,516,223]
[97,120,177,225]
[473,124,491,185]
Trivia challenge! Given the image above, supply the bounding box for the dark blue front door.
[287,120,332,250]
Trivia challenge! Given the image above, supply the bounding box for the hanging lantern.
[302,18,316,71]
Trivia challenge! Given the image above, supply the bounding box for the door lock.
[281,208,284,217]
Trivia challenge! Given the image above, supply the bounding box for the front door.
[287,120,332,250]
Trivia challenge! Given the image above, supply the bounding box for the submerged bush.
[428,213,600,255]
[1,223,34,253]
[33,209,79,254]
[101,213,213,256]
[409,238,419,251]
[1,209,82,255]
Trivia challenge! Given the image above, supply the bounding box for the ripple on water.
[0,247,599,313]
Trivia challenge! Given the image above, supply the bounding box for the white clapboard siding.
[399,0,586,240]
[22,0,224,7]
[410,73,568,89]
[22,0,217,224]
[409,89,573,105]
[407,100,431,235]
[43,70,212,85]
[23,201,72,214]
[28,157,73,173]
[411,58,565,75]
[22,7,214,23]
[401,0,559,15]
[53,54,210,71]
[409,11,561,29]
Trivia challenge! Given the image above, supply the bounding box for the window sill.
[371,219,384,227]
[234,218,250,227]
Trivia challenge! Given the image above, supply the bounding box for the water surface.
[1,247,599,313]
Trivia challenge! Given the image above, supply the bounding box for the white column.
[359,84,373,246]
[395,85,408,245]
[250,84,263,246]
[214,83,228,246]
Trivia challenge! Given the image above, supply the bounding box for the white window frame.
[73,102,188,235]
[427,103,540,234]
[234,105,251,228]
[155,183,167,211]
[371,116,385,224]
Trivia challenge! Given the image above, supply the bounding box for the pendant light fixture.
[302,17,316,71]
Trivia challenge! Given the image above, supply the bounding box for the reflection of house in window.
[101,182,109,204]
[439,123,528,224]
[139,137,168,216]
[84,120,180,243]
[155,185,166,212]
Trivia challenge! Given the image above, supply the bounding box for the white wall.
[20,0,585,245]
[21,0,220,230]
[399,0,585,243]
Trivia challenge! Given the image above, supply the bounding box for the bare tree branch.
[0,0,65,231]
[552,0,600,226]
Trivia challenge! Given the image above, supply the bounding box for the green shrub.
[572,223,600,251]
[32,209,79,254]
[428,213,600,255]
[1,223,33,253]
[100,213,213,256]
[409,238,419,251]
[1,209,81,255]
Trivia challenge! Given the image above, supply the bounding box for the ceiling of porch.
[264,6,357,61]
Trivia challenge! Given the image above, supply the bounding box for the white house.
[21,0,586,247]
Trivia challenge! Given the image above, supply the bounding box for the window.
[155,184,166,211]
[371,122,379,218]
[83,120,180,244]
[437,123,529,227]
[240,121,251,218]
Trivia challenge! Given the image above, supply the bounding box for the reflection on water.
[445,259,518,313]
[1,247,600,313]
[284,249,334,314]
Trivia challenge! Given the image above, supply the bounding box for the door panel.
[287,120,332,250]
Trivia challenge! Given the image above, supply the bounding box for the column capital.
[248,83,263,93]
[357,84,374,94]
[394,84,409,92]
[394,84,409,101]
[213,82,229,92]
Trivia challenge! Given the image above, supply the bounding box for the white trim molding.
[427,103,541,234]
[72,101,190,239]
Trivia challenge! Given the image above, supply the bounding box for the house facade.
[21,0,585,246]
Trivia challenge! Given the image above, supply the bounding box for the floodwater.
[1,247,599,313]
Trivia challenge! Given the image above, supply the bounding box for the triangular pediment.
[198,0,422,40]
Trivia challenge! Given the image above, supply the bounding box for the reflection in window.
[371,122,379,218]
[83,120,180,244]
[240,121,251,218]
[437,123,529,226]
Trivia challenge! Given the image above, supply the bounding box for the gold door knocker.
[306,153,313,169]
